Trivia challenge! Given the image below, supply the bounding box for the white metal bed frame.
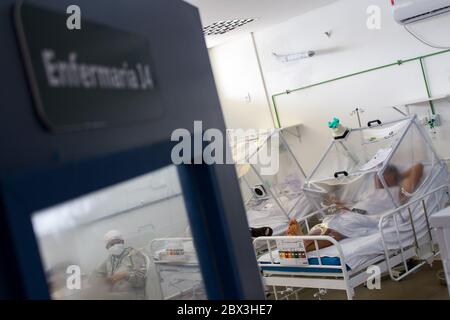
[254,184,450,300]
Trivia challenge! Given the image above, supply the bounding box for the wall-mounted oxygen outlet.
[420,114,440,129]
[428,114,440,129]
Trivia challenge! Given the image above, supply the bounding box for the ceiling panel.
[183,0,339,47]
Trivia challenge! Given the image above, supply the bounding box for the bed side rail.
[253,235,350,277]
[378,184,450,281]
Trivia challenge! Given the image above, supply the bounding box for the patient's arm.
[400,163,424,202]
[303,227,346,252]
[322,194,350,212]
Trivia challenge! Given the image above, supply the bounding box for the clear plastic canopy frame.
[229,125,314,225]
[303,115,448,217]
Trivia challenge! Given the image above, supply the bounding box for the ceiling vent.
[203,19,255,36]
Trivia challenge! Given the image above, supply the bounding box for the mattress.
[259,257,347,274]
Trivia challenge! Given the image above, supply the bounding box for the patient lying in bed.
[287,163,424,252]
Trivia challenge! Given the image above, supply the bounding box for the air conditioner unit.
[392,0,450,25]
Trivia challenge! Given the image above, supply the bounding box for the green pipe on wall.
[271,95,282,129]
[271,49,450,128]
[419,58,436,115]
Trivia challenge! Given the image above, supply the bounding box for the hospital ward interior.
[2,0,450,301]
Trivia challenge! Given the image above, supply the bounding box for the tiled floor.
[267,260,449,300]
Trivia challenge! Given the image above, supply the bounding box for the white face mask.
[108,243,125,256]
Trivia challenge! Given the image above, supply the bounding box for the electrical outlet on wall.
[420,114,440,128]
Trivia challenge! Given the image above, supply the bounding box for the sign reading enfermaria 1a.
[15,1,163,132]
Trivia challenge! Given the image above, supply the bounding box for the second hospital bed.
[231,125,316,236]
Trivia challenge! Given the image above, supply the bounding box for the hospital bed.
[254,183,450,300]
[150,238,206,300]
[254,116,450,299]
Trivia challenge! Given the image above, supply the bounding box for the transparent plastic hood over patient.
[304,116,448,216]
[231,125,314,231]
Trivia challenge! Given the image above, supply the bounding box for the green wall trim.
[271,49,450,127]
[419,58,436,114]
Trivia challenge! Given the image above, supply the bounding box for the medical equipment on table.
[230,125,315,235]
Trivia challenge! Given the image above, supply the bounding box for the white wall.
[209,34,274,130]
[210,0,450,174]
